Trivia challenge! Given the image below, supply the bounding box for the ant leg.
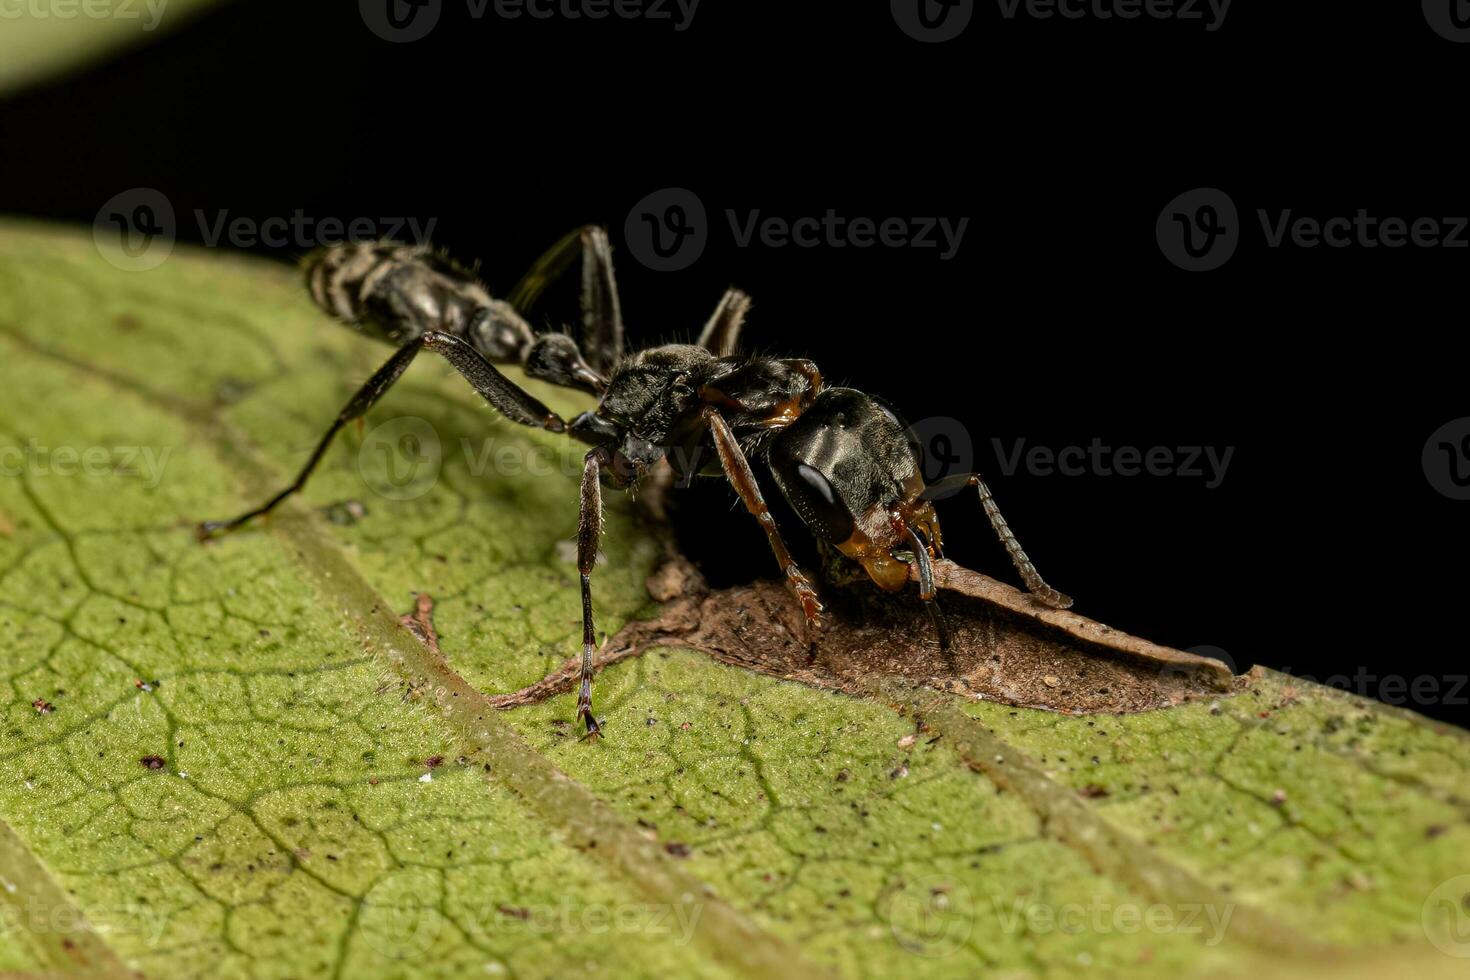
[701,406,825,631]
[575,447,611,737]
[905,525,952,650]
[924,473,1072,609]
[696,287,751,357]
[198,332,566,538]
[508,225,624,376]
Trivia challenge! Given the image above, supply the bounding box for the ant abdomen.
[302,241,534,360]
[768,388,931,592]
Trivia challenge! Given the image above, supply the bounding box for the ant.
[198,227,1071,736]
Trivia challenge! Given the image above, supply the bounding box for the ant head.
[523,333,606,394]
[567,412,664,489]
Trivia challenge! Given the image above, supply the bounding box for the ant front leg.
[197,332,566,538]
[925,472,1072,609]
[701,407,825,635]
[575,447,611,737]
[903,524,952,651]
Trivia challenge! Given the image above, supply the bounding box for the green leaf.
[0,222,1466,979]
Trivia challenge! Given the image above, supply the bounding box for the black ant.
[198,227,1071,736]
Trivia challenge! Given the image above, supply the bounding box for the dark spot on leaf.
[140,755,166,770]
[664,842,691,858]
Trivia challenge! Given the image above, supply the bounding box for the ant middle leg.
[696,287,751,357]
[701,406,825,632]
[198,332,566,538]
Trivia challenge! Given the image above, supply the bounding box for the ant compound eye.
[785,462,855,543]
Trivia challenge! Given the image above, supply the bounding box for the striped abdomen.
[303,241,535,362]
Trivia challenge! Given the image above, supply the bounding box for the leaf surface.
[0,223,1466,979]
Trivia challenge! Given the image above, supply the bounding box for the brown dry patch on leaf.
[489,557,1247,715]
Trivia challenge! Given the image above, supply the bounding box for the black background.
[1,1,1464,721]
